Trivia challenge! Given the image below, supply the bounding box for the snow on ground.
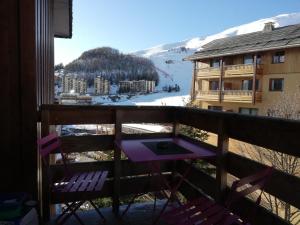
[92,92,190,106]
[63,122,170,134]
[92,13,300,106]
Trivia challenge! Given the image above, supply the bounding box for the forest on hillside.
[63,47,159,86]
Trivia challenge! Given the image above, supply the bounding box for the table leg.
[150,160,194,225]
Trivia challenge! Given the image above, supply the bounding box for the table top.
[117,137,216,163]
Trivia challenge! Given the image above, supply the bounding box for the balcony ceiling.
[54,0,72,38]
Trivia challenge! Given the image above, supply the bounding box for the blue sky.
[55,0,300,65]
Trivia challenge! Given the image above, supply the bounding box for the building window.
[209,81,219,90]
[256,55,262,64]
[272,51,285,64]
[210,59,220,68]
[244,55,253,64]
[239,108,258,116]
[269,78,284,91]
[208,106,223,111]
[242,80,259,90]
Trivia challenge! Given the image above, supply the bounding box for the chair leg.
[55,202,77,223]
[58,201,85,225]
[89,200,106,222]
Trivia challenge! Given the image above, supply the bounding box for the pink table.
[118,137,216,163]
[116,137,216,224]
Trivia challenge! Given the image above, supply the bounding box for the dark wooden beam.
[113,110,122,214]
[216,119,228,202]
[252,54,257,104]
[218,58,224,103]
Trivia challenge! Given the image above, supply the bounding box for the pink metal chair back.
[37,133,70,177]
[225,167,274,209]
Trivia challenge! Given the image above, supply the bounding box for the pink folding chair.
[38,133,108,225]
[162,167,274,225]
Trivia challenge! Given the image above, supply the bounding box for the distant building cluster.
[60,74,156,99]
[59,93,92,105]
[94,76,110,95]
[119,80,155,94]
[62,74,87,94]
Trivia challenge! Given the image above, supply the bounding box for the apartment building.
[94,76,110,95]
[59,93,92,105]
[62,74,87,94]
[186,22,300,116]
[119,80,155,93]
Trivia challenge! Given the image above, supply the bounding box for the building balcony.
[224,64,263,77]
[196,67,221,78]
[196,64,263,79]
[223,90,262,103]
[39,105,299,225]
[196,90,220,101]
[196,90,262,103]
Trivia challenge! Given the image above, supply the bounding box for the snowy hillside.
[100,13,300,106]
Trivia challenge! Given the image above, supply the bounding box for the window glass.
[242,80,259,90]
[208,106,223,111]
[209,81,219,90]
[244,55,253,64]
[210,59,220,68]
[269,78,284,91]
[272,51,285,63]
[239,108,258,116]
[256,55,262,64]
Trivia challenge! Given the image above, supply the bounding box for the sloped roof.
[186,24,300,60]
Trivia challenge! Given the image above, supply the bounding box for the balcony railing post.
[219,59,224,103]
[113,109,122,215]
[216,118,229,203]
[252,54,258,104]
[40,109,56,221]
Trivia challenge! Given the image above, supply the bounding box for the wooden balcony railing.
[39,105,300,225]
[196,67,221,78]
[196,64,263,78]
[196,90,219,101]
[196,90,262,103]
[224,64,263,77]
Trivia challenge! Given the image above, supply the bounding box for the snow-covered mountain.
[102,13,300,106]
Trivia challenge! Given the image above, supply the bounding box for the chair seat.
[163,197,245,225]
[51,170,108,203]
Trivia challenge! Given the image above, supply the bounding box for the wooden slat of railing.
[225,115,300,157]
[175,108,219,133]
[49,108,115,125]
[59,135,114,153]
[175,107,300,158]
[227,152,300,209]
[40,105,175,125]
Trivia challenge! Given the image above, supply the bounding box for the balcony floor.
[48,200,170,225]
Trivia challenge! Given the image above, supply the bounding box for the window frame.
[208,105,223,111]
[243,54,254,65]
[210,58,220,68]
[269,78,284,92]
[272,51,285,64]
[239,107,258,116]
